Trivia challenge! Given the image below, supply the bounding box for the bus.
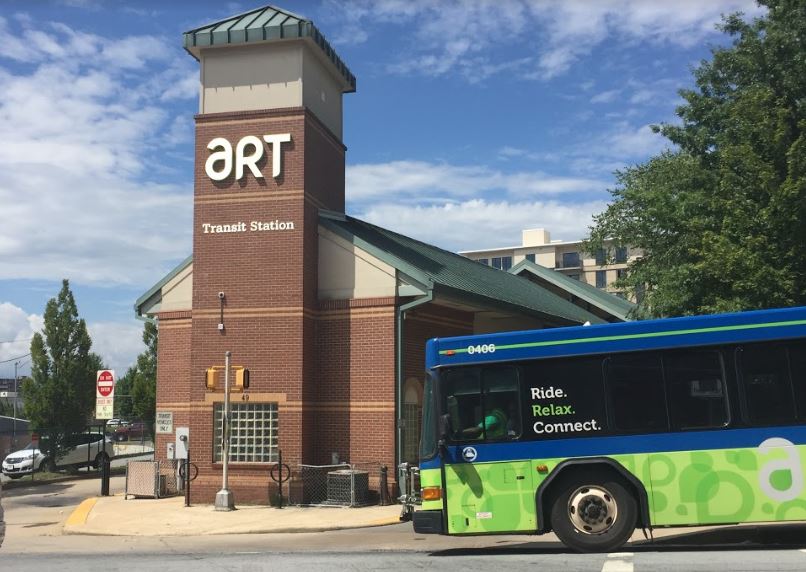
[407,306,806,552]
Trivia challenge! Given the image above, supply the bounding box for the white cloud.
[356,198,608,251]
[591,89,621,104]
[605,124,669,158]
[0,21,192,286]
[87,321,144,374]
[346,160,608,203]
[325,0,764,81]
[0,303,42,365]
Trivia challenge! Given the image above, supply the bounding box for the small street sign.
[156,411,173,434]
[95,369,116,420]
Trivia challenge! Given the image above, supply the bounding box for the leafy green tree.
[22,280,104,465]
[587,0,806,318]
[113,368,135,420]
[129,321,157,437]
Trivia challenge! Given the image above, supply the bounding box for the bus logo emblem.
[462,447,478,462]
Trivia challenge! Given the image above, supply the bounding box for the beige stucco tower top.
[184,5,356,139]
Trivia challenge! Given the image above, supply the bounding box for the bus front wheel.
[550,475,637,553]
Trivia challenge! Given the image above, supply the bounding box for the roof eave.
[134,255,193,318]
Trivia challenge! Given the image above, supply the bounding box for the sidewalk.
[64,493,402,536]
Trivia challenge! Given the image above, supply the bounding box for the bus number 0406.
[467,344,495,355]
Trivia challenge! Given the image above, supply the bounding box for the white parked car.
[2,433,114,478]
[1,442,43,478]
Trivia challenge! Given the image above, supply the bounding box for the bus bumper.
[413,510,444,534]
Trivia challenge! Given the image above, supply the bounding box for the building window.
[525,253,535,263]
[615,247,628,263]
[213,402,278,463]
[616,268,627,280]
[595,248,607,265]
[596,270,607,289]
[561,252,580,268]
[492,256,512,271]
[477,258,489,266]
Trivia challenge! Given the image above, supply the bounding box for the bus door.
[441,366,536,534]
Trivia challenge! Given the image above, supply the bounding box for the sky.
[0,0,765,379]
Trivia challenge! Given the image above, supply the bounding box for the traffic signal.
[205,367,220,390]
[234,367,250,391]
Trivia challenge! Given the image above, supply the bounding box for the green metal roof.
[509,259,636,321]
[183,4,356,92]
[320,212,605,326]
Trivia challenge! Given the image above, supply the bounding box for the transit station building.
[135,4,624,503]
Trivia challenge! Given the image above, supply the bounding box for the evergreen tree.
[587,0,806,317]
[22,280,104,465]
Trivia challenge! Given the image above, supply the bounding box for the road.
[4,475,806,570]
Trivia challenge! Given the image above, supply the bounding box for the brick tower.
[183,6,355,502]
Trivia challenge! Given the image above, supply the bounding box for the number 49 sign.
[95,370,115,420]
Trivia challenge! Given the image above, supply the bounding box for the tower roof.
[183,4,355,92]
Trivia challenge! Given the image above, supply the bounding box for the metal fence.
[288,462,386,507]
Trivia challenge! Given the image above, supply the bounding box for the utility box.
[175,427,189,460]
[326,469,369,506]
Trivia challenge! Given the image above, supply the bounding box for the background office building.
[460,228,641,299]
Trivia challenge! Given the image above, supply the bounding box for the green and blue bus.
[408,306,806,552]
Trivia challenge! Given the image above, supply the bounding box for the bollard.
[379,465,390,506]
[100,455,110,496]
[184,456,191,507]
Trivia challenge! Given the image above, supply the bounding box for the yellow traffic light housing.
[233,367,250,391]
[205,365,249,391]
[205,367,220,390]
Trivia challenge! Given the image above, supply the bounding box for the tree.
[113,368,135,420]
[22,280,104,464]
[126,321,157,437]
[587,0,806,318]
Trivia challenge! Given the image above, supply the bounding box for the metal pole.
[215,351,235,510]
[13,361,18,447]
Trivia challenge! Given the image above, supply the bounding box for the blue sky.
[0,0,764,377]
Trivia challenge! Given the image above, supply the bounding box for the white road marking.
[601,552,634,572]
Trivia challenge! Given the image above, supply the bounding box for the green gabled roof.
[509,259,635,321]
[183,4,356,92]
[134,255,193,318]
[320,212,605,326]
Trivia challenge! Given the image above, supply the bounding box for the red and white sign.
[95,370,115,420]
[97,370,115,397]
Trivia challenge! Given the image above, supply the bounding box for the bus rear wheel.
[550,475,636,553]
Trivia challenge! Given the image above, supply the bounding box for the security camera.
[218,292,225,300]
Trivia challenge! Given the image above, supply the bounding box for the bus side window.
[443,368,483,440]
[738,343,796,425]
[665,351,728,430]
[606,352,668,433]
[790,340,806,421]
[482,367,521,440]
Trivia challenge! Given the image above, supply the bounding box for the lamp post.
[12,360,18,446]
[214,351,235,510]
